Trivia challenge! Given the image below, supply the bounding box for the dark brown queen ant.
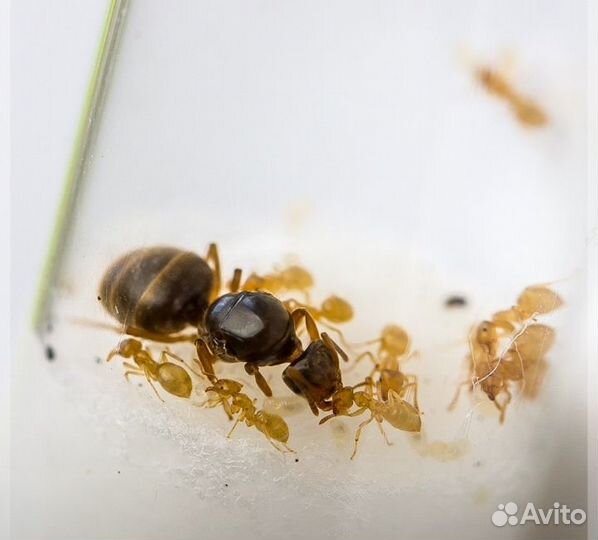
[99,244,348,399]
[99,244,222,337]
[196,274,349,398]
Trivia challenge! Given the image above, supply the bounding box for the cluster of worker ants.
[98,244,562,458]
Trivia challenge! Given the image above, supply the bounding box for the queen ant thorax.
[449,284,563,423]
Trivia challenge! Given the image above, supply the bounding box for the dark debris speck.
[95,357,102,364]
[445,295,468,308]
[224,483,229,487]
[97,296,102,301]
[45,346,55,361]
[295,458,299,463]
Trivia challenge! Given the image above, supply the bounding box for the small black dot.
[45,346,55,361]
[294,458,299,463]
[224,483,229,487]
[117,470,121,474]
[97,296,102,301]
[445,295,467,308]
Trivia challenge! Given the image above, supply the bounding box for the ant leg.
[123,327,196,344]
[348,407,368,418]
[70,318,196,343]
[124,368,164,402]
[229,268,243,293]
[160,351,204,379]
[321,332,348,363]
[244,364,273,397]
[263,436,295,454]
[319,321,353,351]
[202,394,234,419]
[205,243,222,301]
[376,419,393,447]
[495,390,512,424]
[291,308,320,342]
[123,368,143,382]
[403,376,420,410]
[267,439,285,454]
[282,366,319,415]
[194,339,217,382]
[352,378,372,391]
[351,415,374,460]
[142,367,164,402]
[319,406,367,425]
[447,380,471,411]
[122,361,140,371]
[227,413,245,438]
[201,396,224,409]
[347,351,377,373]
[318,413,336,425]
[275,441,296,454]
[351,336,383,348]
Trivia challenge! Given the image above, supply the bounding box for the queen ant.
[449,285,562,423]
[99,244,349,401]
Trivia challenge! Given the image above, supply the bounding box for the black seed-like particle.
[445,295,467,308]
[45,346,55,361]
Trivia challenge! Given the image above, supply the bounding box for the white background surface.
[7,1,107,539]
[6,1,597,540]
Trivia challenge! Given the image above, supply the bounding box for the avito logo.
[491,502,586,527]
